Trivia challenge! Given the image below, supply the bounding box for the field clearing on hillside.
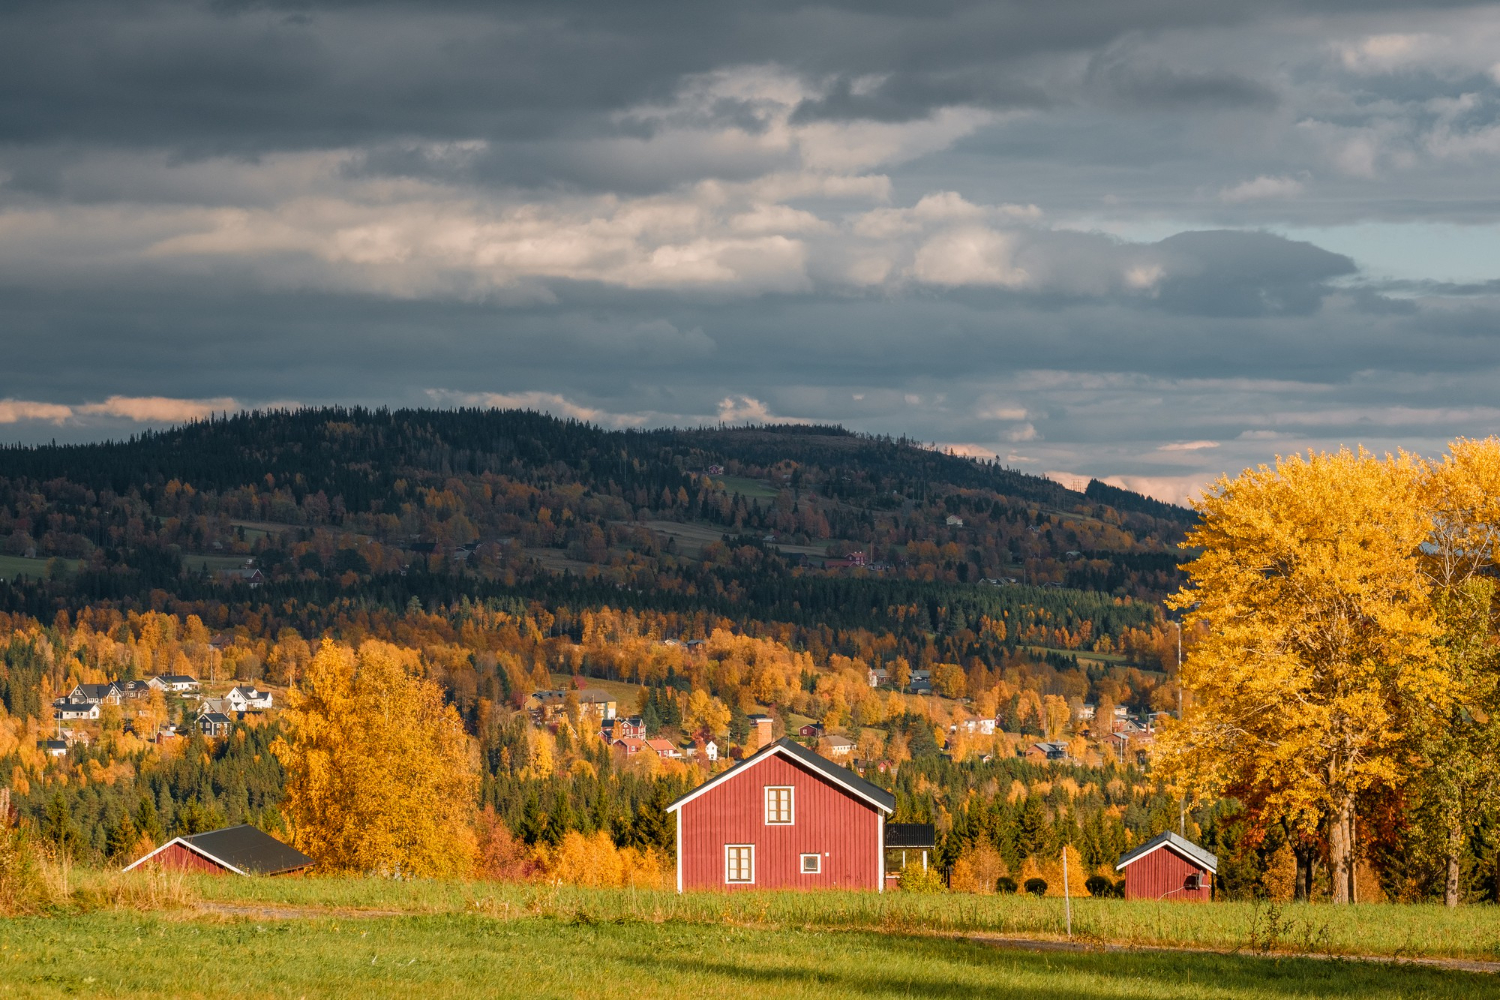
[643,520,827,559]
[0,555,81,580]
[154,877,1500,964]
[183,554,256,573]
[1,907,1488,1000]
[547,673,646,707]
[715,474,780,499]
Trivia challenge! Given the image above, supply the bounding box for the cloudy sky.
[5,1,1500,501]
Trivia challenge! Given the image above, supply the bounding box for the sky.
[4,1,1500,503]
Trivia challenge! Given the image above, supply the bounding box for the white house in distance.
[226,686,273,712]
[149,674,200,694]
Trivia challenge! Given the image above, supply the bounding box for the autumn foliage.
[274,640,478,876]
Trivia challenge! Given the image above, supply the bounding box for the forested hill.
[0,407,1182,520]
[0,407,1192,656]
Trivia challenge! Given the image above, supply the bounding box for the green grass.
[0,555,78,580]
[547,673,645,707]
[716,474,780,499]
[1,909,1489,1000]
[161,877,1500,964]
[183,554,257,573]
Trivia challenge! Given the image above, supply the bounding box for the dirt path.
[190,901,408,921]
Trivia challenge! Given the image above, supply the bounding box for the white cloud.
[1219,175,1305,202]
[1158,440,1220,451]
[424,390,655,428]
[0,395,251,425]
[911,226,1029,288]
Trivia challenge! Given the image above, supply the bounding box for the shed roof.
[665,737,895,814]
[123,824,314,875]
[1115,831,1218,874]
[884,823,935,849]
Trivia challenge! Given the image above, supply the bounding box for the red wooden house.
[1115,831,1216,901]
[122,824,314,876]
[666,737,895,891]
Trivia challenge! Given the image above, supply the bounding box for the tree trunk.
[1329,795,1354,904]
[1294,845,1312,902]
[1445,822,1463,908]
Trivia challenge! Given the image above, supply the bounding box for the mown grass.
[169,876,1500,963]
[1,909,1491,1000]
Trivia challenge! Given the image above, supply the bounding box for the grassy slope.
[1,910,1488,1000]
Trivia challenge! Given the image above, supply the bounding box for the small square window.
[726,844,754,883]
[765,786,794,825]
[800,853,821,874]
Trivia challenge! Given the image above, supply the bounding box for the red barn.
[1116,831,1216,901]
[122,824,314,876]
[666,737,895,891]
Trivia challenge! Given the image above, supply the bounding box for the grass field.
[2,909,1489,1000]
[0,555,77,580]
[716,474,780,499]
[8,873,1499,998]
[155,877,1500,964]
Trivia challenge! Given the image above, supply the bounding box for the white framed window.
[725,844,755,884]
[765,786,794,825]
[800,853,821,874]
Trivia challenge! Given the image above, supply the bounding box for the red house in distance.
[1115,831,1217,901]
[666,737,895,891]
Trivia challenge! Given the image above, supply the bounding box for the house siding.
[1122,847,1212,902]
[152,842,232,875]
[677,753,881,890]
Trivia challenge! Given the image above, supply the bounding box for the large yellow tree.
[1413,438,1500,906]
[1160,448,1445,903]
[274,640,478,876]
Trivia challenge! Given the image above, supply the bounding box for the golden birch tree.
[1411,438,1500,906]
[274,639,478,876]
[1158,448,1444,903]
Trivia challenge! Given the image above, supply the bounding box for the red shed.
[122,824,314,876]
[666,737,895,891]
[1115,831,1217,901]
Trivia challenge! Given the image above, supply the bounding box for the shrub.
[534,830,667,890]
[0,828,55,915]
[1084,874,1114,898]
[897,862,947,893]
[1024,877,1048,897]
[949,843,1007,894]
[995,876,1018,894]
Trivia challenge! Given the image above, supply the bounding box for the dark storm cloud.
[0,0,1482,153]
[1151,231,1357,316]
[5,0,1500,498]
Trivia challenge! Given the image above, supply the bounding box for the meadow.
[5,869,1500,997]
[3,906,1494,1000]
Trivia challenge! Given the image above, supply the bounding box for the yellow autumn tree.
[274,639,478,876]
[1159,448,1444,903]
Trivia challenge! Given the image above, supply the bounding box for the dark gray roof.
[884,823,935,849]
[182,825,314,875]
[667,737,895,813]
[199,712,231,723]
[1115,831,1218,874]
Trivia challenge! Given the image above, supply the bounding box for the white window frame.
[800,853,822,875]
[764,786,795,825]
[725,844,755,884]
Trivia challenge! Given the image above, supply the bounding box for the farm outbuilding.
[123,824,314,876]
[667,737,895,891]
[1115,831,1216,901]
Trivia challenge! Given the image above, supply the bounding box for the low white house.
[149,674,200,694]
[226,686,273,712]
[53,700,100,721]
